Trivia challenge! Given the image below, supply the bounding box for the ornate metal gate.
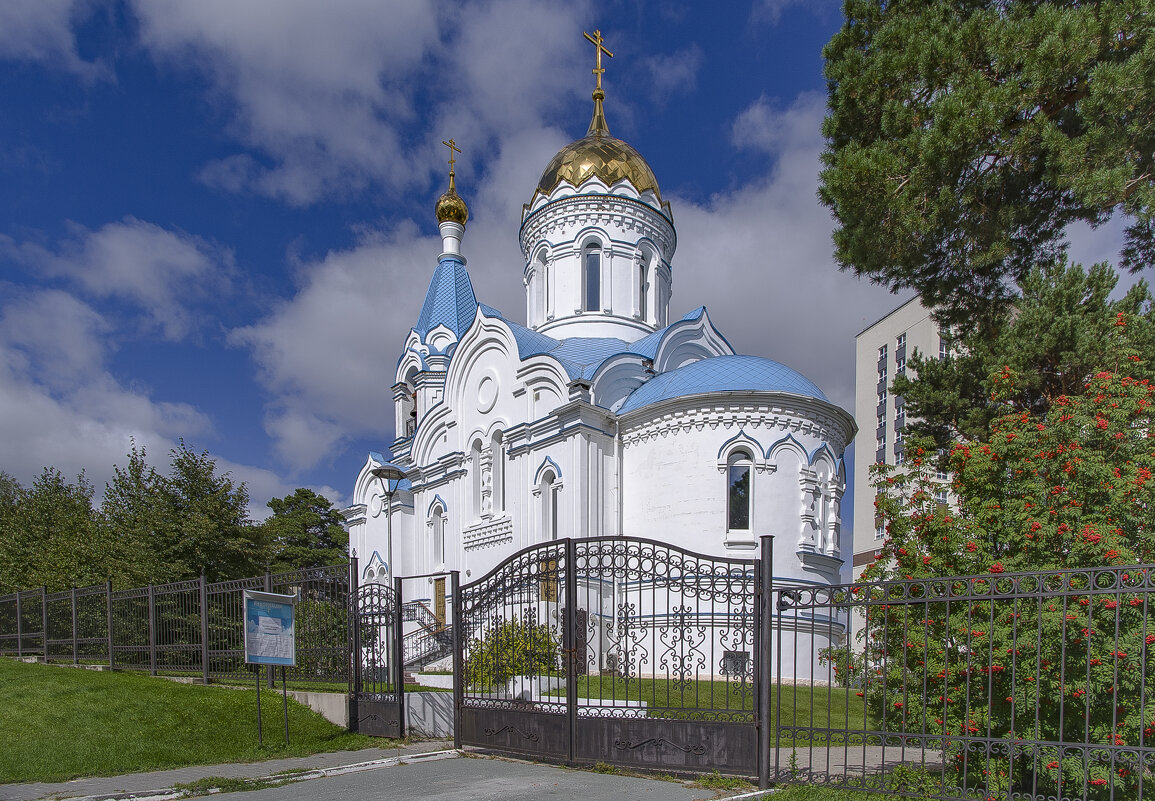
[456,537,760,775]
[350,578,405,737]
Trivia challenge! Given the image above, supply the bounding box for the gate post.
[349,555,361,699]
[147,583,157,675]
[199,572,209,684]
[450,570,462,750]
[15,591,22,658]
[393,575,406,738]
[106,580,114,669]
[757,535,774,789]
[71,587,78,665]
[564,538,578,765]
[40,586,48,660]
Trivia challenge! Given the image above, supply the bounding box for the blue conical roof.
[415,256,477,339]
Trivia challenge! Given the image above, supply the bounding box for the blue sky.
[0,1,1126,518]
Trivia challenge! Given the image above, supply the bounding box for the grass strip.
[0,657,393,784]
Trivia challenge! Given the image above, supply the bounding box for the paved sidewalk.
[0,740,455,801]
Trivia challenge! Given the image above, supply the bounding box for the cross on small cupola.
[435,137,469,229]
[583,29,613,136]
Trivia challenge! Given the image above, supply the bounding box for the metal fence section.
[0,564,350,686]
[771,565,1155,801]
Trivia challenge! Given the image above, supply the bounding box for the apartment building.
[851,297,950,578]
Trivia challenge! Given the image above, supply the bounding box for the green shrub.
[465,615,560,688]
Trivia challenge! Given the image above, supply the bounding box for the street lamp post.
[370,462,406,584]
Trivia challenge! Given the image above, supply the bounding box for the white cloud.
[751,0,839,25]
[129,0,591,205]
[1,218,234,341]
[641,45,704,105]
[0,287,210,489]
[675,91,898,410]
[229,223,440,469]
[0,0,109,79]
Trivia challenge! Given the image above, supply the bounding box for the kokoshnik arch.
[344,31,858,679]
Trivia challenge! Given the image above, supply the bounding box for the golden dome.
[435,177,469,225]
[532,90,663,205]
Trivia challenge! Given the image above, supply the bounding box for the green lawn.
[0,658,394,784]
[561,674,872,741]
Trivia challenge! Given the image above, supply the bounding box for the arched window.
[431,505,446,568]
[491,430,505,514]
[727,451,752,531]
[470,439,483,519]
[637,251,650,318]
[583,243,601,312]
[541,471,558,540]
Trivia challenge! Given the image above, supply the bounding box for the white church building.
[344,57,857,629]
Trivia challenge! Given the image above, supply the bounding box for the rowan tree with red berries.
[839,263,1154,799]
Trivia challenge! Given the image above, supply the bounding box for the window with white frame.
[583,243,601,312]
[431,505,446,568]
[727,451,752,531]
[539,471,559,540]
[491,430,505,514]
[469,439,482,519]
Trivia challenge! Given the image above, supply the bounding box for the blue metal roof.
[486,308,713,382]
[415,256,477,340]
[617,354,828,414]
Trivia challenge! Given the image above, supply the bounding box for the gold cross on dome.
[583,29,613,92]
[442,138,461,174]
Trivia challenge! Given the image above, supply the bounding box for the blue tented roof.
[415,257,478,339]
[617,354,827,414]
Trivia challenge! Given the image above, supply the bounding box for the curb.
[51,749,461,801]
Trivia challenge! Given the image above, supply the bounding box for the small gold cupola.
[435,138,469,226]
[435,138,469,259]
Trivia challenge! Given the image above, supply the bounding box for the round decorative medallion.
[476,373,498,413]
[368,493,383,518]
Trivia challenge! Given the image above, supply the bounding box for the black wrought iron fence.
[0,564,350,685]
[771,564,1155,801]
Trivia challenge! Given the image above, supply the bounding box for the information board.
[243,589,297,666]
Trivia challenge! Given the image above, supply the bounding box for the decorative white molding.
[463,517,514,551]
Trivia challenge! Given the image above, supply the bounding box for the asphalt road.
[213,755,717,801]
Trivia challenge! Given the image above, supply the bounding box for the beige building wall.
[851,297,947,578]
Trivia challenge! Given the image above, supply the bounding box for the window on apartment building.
[939,331,950,361]
[935,489,949,506]
[936,448,949,480]
[896,333,906,350]
[896,356,906,375]
[878,344,888,360]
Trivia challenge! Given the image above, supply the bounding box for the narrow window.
[491,431,505,514]
[470,439,482,519]
[583,245,601,311]
[727,452,752,531]
[637,255,648,318]
[540,471,558,540]
[432,507,445,567]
